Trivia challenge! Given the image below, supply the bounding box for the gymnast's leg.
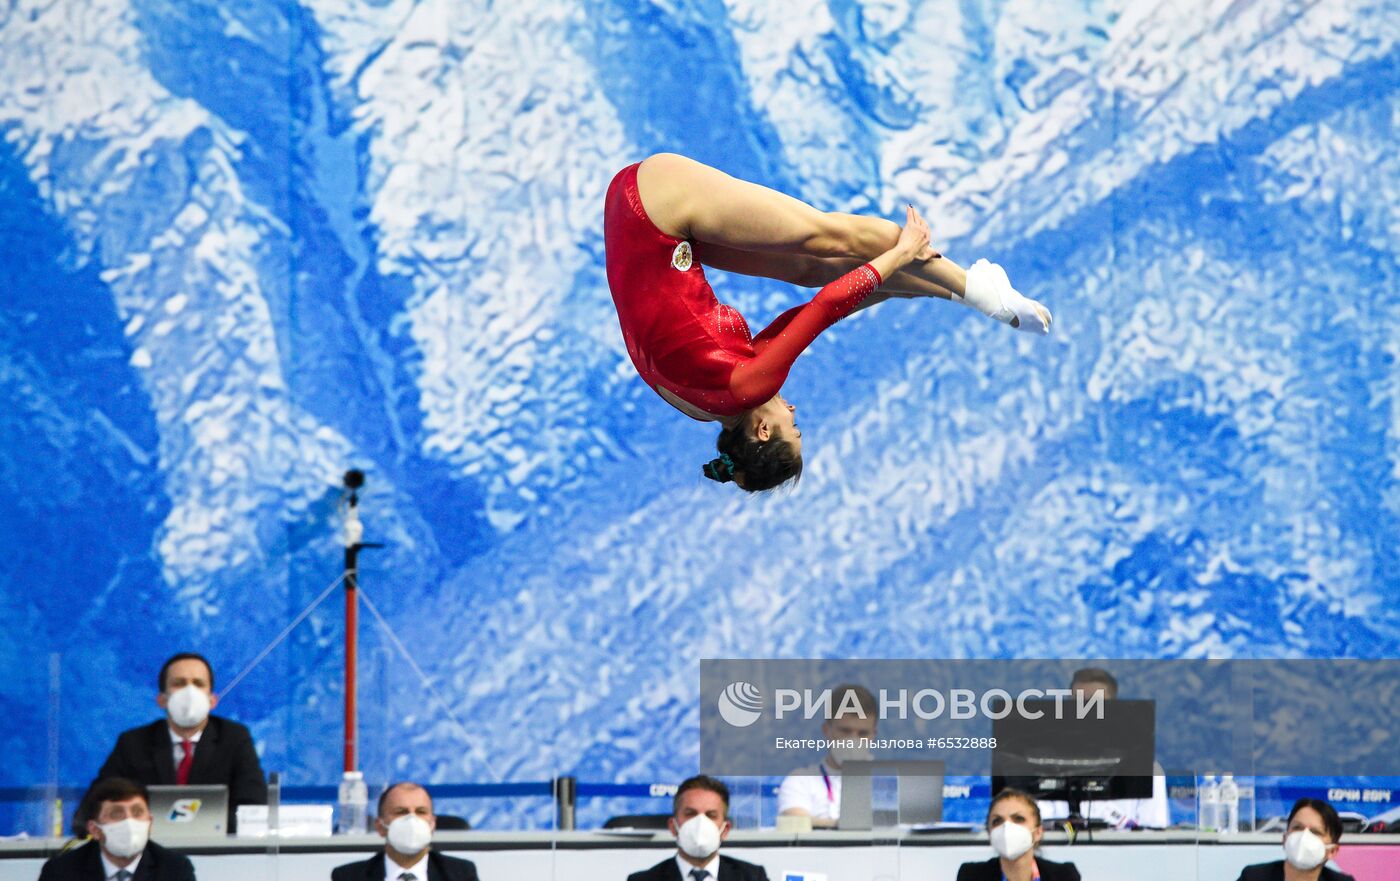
[638,153,1050,333]
[693,242,953,301]
[638,153,909,261]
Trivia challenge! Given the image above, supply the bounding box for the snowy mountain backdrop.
[2,0,1397,829]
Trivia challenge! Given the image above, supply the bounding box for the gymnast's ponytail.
[703,423,803,492]
[703,453,739,483]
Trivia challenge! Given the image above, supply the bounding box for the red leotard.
[603,162,881,420]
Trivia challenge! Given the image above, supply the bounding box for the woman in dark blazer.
[956,787,1081,881]
[1235,797,1356,881]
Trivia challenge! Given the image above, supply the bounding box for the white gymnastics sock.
[958,259,1052,334]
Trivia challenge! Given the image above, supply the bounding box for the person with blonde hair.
[956,787,1081,881]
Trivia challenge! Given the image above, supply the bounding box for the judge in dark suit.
[1235,797,1356,881]
[40,777,195,881]
[627,775,768,881]
[956,787,1080,881]
[331,781,479,881]
[91,653,266,833]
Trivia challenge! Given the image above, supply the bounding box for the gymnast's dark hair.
[703,422,802,492]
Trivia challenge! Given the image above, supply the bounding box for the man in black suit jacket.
[1236,797,1357,881]
[91,653,266,833]
[331,781,478,881]
[40,777,196,881]
[627,775,767,881]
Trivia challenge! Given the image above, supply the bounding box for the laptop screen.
[147,784,229,839]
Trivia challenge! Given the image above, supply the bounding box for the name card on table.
[235,804,334,838]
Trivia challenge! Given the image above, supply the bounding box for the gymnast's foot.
[960,259,1052,334]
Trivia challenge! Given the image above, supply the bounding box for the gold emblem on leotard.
[671,241,693,271]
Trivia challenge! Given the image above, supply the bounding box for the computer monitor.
[838,760,945,830]
[991,698,1155,818]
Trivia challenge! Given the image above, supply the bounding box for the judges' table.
[3,830,1398,880]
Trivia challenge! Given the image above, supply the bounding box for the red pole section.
[344,543,359,773]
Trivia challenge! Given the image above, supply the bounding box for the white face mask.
[386,815,433,855]
[677,814,723,860]
[167,685,211,728]
[98,818,150,859]
[1284,829,1328,870]
[990,821,1034,861]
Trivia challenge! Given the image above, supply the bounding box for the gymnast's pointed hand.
[870,205,938,283]
[906,204,942,263]
[894,204,932,264]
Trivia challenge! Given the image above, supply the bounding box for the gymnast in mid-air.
[604,153,1051,492]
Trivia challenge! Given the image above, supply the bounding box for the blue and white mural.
[2,0,1398,830]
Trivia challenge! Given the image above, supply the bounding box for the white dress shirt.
[1038,773,1171,828]
[383,851,429,881]
[776,760,841,821]
[675,851,720,880]
[100,850,143,880]
[168,724,204,772]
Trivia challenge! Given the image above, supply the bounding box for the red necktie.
[177,739,194,785]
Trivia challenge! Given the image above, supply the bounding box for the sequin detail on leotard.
[711,303,753,344]
[825,264,879,308]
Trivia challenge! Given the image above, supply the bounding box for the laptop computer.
[838,760,945,830]
[148,784,229,840]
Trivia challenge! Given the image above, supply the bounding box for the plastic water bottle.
[337,770,368,834]
[1219,774,1240,835]
[1238,776,1256,833]
[1198,774,1219,832]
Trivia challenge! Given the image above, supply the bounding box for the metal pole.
[342,470,366,774]
[47,653,60,838]
[344,541,359,773]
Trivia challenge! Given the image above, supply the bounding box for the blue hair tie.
[704,453,738,482]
